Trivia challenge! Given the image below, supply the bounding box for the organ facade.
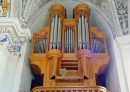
[29,4,109,92]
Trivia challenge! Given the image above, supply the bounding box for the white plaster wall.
[11,42,33,92]
[91,9,121,92]
[120,44,130,91]
[0,42,32,92]
[115,35,130,92]
[112,40,129,92]
[18,42,33,92]
[1,58,19,92]
[30,10,49,33]
[58,1,80,18]
[0,47,10,87]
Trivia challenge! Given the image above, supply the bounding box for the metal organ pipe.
[78,15,90,50]
[68,28,71,53]
[43,39,46,53]
[34,42,38,53]
[64,28,75,53]
[34,38,47,53]
[92,38,97,53]
[66,29,69,52]
[39,40,44,53]
[81,15,86,49]
[92,38,105,53]
[53,15,58,49]
[99,41,103,52]
[37,42,41,53]
[78,18,82,49]
[64,30,67,53]
[50,15,62,50]
[85,17,89,49]
[72,30,74,52]
[50,16,55,49]
[70,29,73,52]
[57,17,62,50]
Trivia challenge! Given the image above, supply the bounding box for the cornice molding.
[0,18,31,57]
[115,35,130,46]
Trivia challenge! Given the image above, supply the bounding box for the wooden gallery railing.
[32,86,107,92]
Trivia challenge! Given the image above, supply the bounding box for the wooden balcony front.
[32,86,107,92]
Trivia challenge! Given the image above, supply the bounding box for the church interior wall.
[0,0,129,92]
[0,46,10,87]
[18,42,33,92]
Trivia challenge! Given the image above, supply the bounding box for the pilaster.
[115,35,130,92]
[0,18,32,92]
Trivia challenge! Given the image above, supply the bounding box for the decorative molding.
[114,0,128,34]
[97,0,128,36]
[115,34,130,45]
[0,18,31,56]
[11,0,43,28]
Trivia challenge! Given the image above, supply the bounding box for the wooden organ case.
[30,4,109,92]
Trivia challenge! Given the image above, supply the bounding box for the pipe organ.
[30,4,109,92]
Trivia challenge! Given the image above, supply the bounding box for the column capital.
[115,35,130,46]
[0,18,31,57]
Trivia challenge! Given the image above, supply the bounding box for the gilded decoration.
[0,0,10,17]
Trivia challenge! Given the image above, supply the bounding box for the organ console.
[29,3,109,92]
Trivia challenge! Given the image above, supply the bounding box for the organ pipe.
[53,15,58,49]
[78,15,90,50]
[67,29,69,52]
[64,28,75,53]
[39,40,44,52]
[50,15,62,50]
[64,30,67,53]
[70,29,74,52]
[72,30,74,52]
[92,38,96,53]
[78,18,82,49]
[43,39,46,53]
[81,15,86,49]
[50,16,55,49]
[85,17,89,49]
[57,17,62,49]
[92,38,105,53]
[68,28,71,53]
[34,39,47,53]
